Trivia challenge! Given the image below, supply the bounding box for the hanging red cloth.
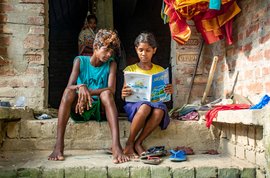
[192,0,241,45]
[205,104,251,128]
[162,0,241,45]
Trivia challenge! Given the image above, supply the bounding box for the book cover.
[124,68,171,102]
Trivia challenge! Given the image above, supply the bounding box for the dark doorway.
[48,0,88,108]
[114,0,171,67]
[48,0,172,111]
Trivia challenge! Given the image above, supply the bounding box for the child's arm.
[107,60,117,94]
[66,57,81,89]
[66,58,93,114]
[67,58,91,103]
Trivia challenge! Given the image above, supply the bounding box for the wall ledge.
[0,107,34,121]
[212,107,270,126]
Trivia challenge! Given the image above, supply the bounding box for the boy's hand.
[76,101,86,115]
[164,84,173,94]
[76,85,93,115]
[121,85,132,99]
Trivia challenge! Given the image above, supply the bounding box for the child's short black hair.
[87,14,97,24]
[134,32,158,48]
[94,29,120,52]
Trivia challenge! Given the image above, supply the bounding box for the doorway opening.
[48,0,172,111]
[48,0,88,108]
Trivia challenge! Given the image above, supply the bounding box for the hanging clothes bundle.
[162,0,241,45]
[162,0,191,44]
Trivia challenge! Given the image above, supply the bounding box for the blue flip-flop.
[250,94,270,109]
[169,150,187,162]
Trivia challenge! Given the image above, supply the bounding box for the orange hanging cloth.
[193,0,241,45]
[162,0,240,45]
[164,0,191,44]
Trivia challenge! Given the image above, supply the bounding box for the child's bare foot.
[124,142,139,160]
[123,142,135,155]
[134,142,145,156]
[48,149,64,161]
[112,146,130,164]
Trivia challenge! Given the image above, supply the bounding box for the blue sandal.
[169,150,187,162]
[250,94,270,109]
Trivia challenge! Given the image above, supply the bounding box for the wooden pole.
[186,40,204,104]
[201,56,219,105]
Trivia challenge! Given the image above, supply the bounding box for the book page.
[124,72,151,102]
[151,68,171,102]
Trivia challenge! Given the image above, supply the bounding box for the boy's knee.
[100,89,113,99]
[63,88,75,96]
[62,88,76,101]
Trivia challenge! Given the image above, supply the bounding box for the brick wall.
[214,123,266,170]
[172,0,270,107]
[0,0,48,109]
[171,24,211,107]
[212,0,270,103]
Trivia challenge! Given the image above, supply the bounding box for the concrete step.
[0,150,257,178]
[1,118,217,152]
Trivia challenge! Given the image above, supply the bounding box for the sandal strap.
[147,156,160,160]
[170,149,186,155]
[147,146,165,153]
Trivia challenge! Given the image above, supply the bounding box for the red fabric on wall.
[205,104,251,128]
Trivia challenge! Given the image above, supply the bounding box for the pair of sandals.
[141,147,187,164]
[140,146,167,158]
[140,146,167,165]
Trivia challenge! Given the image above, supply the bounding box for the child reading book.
[121,32,173,158]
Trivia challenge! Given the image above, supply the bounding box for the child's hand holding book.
[164,84,173,94]
[121,85,133,100]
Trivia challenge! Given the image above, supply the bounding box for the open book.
[124,68,171,102]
